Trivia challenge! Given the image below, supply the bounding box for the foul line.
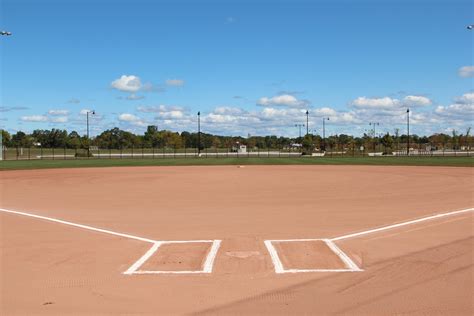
[0,208,157,244]
[0,207,222,275]
[264,207,473,274]
[331,207,474,241]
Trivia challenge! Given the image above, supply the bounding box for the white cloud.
[140,105,184,112]
[119,113,140,122]
[111,75,142,92]
[312,107,359,124]
[137,105,169,113]
[458,66,474,78]
[165,79,185,87]
[50,116,68,123]
[435,93,474,119]
[0,106,29,112]
[80,109,92,115]
[118,113,148,127]
[455,92,474,104]
[159,110,184,119]
[403,95,431,106]
[137,105,187,120]
[352,95,431,109]
[213,106,245,115]
[21,115,48,122]
[48,109,69,115]
[257,94,310,108]
[352,96,401,109]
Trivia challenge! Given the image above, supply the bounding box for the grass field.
[0,156,472,170]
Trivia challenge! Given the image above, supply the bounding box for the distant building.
[232,142,247,153]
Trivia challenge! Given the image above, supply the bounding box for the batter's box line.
[265,207,474,274]
[123,240,222,275]
[0,208,222,275]
[264,239,363,274]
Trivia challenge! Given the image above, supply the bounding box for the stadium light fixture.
[197,111,201,155]
[306,110,309,136]
[369,122,380,154]
[295,124,305,138]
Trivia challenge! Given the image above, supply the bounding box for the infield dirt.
[1,165,472,314]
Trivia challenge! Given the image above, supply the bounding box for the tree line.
[1,126,472,151]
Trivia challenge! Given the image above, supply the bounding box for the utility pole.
[306,110,309,136]
[86,110,95,157]
[407,108,410,156]
[369,122,379,155]
[322,117,329,151]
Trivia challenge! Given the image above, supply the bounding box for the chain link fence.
[1,143,471,161]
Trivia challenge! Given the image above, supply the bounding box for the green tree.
[380,133,394,154]
[11,131,33,147]
[301,134,314,155]
[1,130,12,147]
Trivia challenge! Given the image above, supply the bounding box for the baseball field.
[0,161,472,314]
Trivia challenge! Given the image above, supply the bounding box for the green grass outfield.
[0,156,472,170]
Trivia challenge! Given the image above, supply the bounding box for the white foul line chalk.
[0,207,158,244]
[331,207,474,241]
[0,207,222,275]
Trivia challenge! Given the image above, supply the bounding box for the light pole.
[322,117,329,151]
[369,122,379,154]
[295,124,305,138]
[306,110,309,136]
[86,110,95,156]
[197,111,201,155]
[407,108,410,156]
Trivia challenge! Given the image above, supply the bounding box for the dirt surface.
[274,240,347,270]
[140,242,211,271]
[0,165,473,315]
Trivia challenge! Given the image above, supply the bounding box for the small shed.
[232,142,247,153]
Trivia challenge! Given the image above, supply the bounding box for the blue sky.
[1,0,473,137]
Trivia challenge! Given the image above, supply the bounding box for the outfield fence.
[1,145,472,161]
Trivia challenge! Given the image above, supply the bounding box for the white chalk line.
[324,239,362,271]
[265,207,473,274]
[0,208,158,244]
[125,240,222,275]
[203,240,222,273]
[263,240,285,273]
[263,239,362,274]
[124,242,162,275]
[0,207,221,275]
[331,207,474,241]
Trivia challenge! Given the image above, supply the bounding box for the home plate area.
[125,238,362,275]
